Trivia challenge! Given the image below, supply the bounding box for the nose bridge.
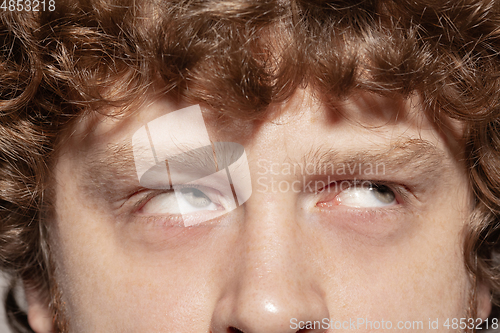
[211,192,329,333]
[239,194,305,295]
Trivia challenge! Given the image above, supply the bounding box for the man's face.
[35,89,490,332]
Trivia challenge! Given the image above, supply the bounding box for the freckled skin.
[29,90,490,332]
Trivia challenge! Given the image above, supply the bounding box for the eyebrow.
[82,142,140,202]
[81,141,245,201]
[293,138,450,181]
[82,137,452,202]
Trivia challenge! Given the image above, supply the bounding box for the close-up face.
[36,87,490,332]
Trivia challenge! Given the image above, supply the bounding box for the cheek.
[308,211,470,321]
[52,217,224,331]
[51,179,231,332]
[319,182,471,320]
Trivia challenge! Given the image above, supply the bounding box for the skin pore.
[28,88,491,332]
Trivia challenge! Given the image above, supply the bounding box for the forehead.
[64,89,464,160]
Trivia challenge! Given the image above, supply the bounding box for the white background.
[1,273,14,333]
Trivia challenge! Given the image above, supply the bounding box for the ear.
[476,282,492,320]
[25,287,54,333]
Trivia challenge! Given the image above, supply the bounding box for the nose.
[210,193,330,333]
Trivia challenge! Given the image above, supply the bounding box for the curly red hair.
[1,1,500,331]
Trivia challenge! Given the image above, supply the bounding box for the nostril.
[228,327,244,333]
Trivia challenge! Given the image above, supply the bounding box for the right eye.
[140,187,220,215]
[177,188,219,211]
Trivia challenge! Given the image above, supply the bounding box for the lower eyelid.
[137,207,231,228]
[139,214,186,227]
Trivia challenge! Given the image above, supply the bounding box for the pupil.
[371,184,396,204]
[180,188,211,207]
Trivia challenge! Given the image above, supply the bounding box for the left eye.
[329,182,397,208]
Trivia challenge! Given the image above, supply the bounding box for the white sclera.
[175,169,237,227]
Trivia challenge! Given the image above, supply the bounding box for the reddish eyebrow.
[292,138,451,180]
[80,142,139,201]
[82,137,455,204]
[81,140,235,201]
